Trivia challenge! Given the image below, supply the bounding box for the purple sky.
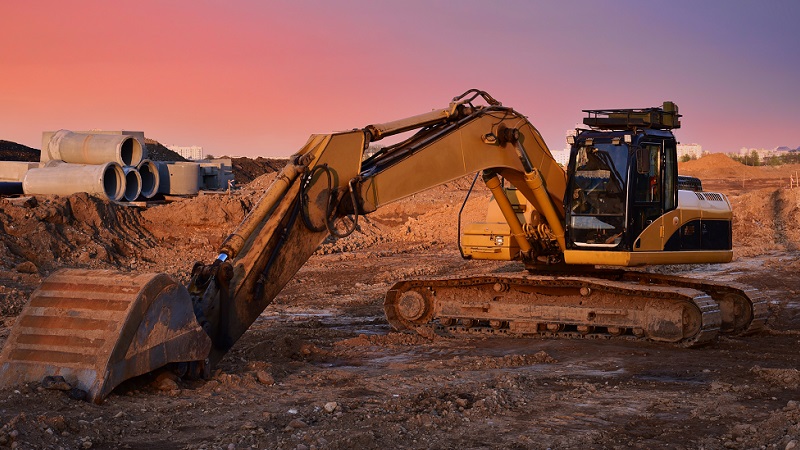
[1,1,798,157]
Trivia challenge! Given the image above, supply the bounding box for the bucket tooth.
[0,268,211,404]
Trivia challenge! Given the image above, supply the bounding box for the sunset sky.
[2,1,798,157]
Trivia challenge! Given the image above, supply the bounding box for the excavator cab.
[565,129,678,251]
[561,102,733,266]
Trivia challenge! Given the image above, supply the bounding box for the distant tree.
[782,152,800,164]
[767,155,781,166]
[749,150,761,166]
[205,153,215,160]
[680,154,692,163]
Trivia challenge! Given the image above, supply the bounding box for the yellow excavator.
[0,89,766,403]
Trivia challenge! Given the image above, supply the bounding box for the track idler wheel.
[384,288,434,331]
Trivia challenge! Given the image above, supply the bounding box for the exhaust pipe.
[42,130,144,167]
[136,159,160,199]
[22,161,126,201]
[123,166,142,202]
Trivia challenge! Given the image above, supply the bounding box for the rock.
[156,378,179,391]
[154,372,180,391]
[41,375,72,391]
[255,370,274,385]
[68,388,88,401]
[14,261,37,274]
[288,419,308,429]
[787,440,798,450]
[323,402,338,413]
[787,400,798,410]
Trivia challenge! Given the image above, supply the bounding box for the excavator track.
[385,275,722,347]
[575,269,769,336]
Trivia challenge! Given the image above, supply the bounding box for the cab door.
[629,142,664,248]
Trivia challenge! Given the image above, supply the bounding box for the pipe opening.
[123,168,142,202]
[137,160,159,199]
[103,164,125,201]
[119,137,143,167]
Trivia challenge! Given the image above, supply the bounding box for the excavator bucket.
[0,269,211,403]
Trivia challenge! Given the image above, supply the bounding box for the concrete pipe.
[22,161,126,201]
[0,161,40,182]
[43,130,144,167]
[123,166,142,202]
[136,159,160,199]
[155,161,200,196]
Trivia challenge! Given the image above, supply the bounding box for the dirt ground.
[0,154,799,449]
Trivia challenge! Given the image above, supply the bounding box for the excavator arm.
[188,89,568,366]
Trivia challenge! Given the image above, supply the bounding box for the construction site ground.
[0,154,798,449]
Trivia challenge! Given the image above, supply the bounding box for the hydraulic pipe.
[122,167,142,202]
[22,161,126,201]
[524,169,566,251]
[217,162,306,260]
[364,104,469,142]
[482,172,533,255]
[136,159,160,199]
[43,130,144,167]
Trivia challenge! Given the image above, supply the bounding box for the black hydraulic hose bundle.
[299,164,359,238]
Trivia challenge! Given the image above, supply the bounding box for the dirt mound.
[680,152,742,171]
[232,157,288,185]
[731,187,800,255]
[0,193,155,272]
[144,139,187,162]
[0,141,39,162]
[141,193,254,250]
[245,172,279,191]
[679,153,763,180]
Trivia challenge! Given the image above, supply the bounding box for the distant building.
[677,143,702,160]
[167,145,204,160]
[739,146,792,161]
[551,148,570,167]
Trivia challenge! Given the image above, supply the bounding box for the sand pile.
[732,187,800,255]
[679,153,762,179]
[680,153,800,183]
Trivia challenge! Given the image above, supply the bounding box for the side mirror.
[636,147,650,174]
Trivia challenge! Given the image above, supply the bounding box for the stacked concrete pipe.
[16,130,205,201]
[20,130,157,202]
[23,160,126,201]
[41,130,144,167]
[155,161,200,196]
[136,159,160,200]
[122,166,142,202]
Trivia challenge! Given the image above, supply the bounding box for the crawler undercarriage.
[385,271,768,347]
